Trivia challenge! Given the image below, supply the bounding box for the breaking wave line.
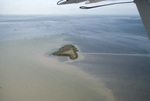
[81,53,150,57]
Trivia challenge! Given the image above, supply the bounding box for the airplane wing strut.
[134,0,150,39]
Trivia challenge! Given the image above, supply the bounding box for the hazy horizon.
[0,0,138,15]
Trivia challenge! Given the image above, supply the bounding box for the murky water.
[1,15,150,101]
[0,37,114,101]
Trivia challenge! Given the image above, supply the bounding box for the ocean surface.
[0,15,150,101]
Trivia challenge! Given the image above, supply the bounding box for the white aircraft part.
[134,0,150,39]
[57,0,104,5]
[57,0,86,5]
[87,0,104,3]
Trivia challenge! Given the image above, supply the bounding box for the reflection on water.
[0,37,114,101]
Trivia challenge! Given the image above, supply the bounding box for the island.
[52,45,78,60]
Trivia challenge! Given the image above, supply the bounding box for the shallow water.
[0,36,114,101]
[0,15,150,101]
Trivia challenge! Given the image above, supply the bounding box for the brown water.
[0,37,115,101]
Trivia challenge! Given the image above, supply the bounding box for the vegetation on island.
[52,45,78,60]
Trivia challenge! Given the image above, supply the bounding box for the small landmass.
[52,45,78,60]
